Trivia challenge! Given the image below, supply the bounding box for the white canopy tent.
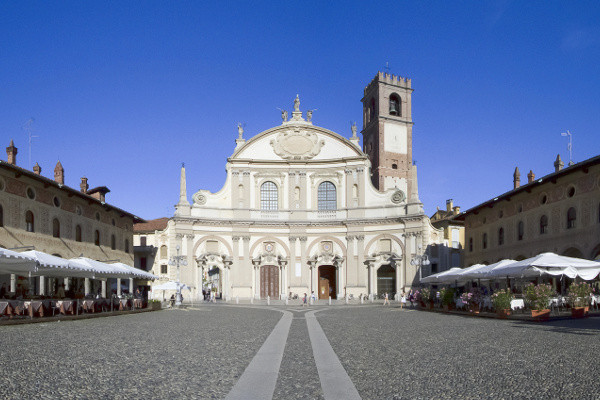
[467,259,517,280]
[0,248,37,275]
[110,262,158,280]
[485,252,600,281]
[21,251,95,278]
[421,267,463,284]
[71,257,130,279]
[153,281,192,291]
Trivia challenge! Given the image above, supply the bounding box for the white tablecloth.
[510,299,525,310]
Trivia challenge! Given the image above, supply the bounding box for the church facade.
[138,73,442,300]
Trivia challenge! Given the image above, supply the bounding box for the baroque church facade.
[136,73,443,300]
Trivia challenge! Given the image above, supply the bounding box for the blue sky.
[1,1,599,220]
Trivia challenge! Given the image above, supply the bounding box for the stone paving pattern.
[2,304,600,399]
[319,306,600,400]
[0,307,280,399]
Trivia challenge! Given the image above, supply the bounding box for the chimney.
[6,140,17,165]
[527,170,535,183]
[54,161,64,185]
[554,154,564,172]
[453,206,460,215]
[33,162,42,175]
[513,167,520,189]
[80,177,89,194]
[446,199,453,212]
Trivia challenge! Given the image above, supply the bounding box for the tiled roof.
[134,217,169,233]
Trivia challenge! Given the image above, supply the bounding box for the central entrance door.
[318,265,337,299]
[260,265,279,299]
[377,265,396,297]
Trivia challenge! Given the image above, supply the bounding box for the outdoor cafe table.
[23,300,52,317]
[82,299,102,313]
[133,299,144,309]
[119,299,130,311]
[56,300,76,315]
[0,300,25,317]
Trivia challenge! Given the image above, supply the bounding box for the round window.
[53,196,61,208]
[567,186,575,197]
[27,187,36,200]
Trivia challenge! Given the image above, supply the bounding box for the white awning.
[0,248,37,275]
[21,250,95,278]
[109,262,158,280]
[485,253,600,280]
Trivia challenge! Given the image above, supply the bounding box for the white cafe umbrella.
[0,247,37,275]
[421,267,463,284]
[71,257,129,279]
[21,250,94,278]
[109,262,158,280]
[485,252,600,280]
[153,281,192,291]
[468,259,517,280]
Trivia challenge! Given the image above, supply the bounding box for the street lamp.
[168,245,187,306]
[560,130,574,166]
[411,253,430,281]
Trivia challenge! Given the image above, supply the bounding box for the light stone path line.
[225,309,293,400]
[306,310,362,400]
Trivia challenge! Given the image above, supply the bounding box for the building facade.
[138,73,443,301]
[0,140,143,295]
[456,154,600,266]
[428,199,465,275]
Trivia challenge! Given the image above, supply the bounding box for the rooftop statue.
[294,94,300,112]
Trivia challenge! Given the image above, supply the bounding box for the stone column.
[345,236,355,287]
[253,259,261,299]
[84,278,90,296]
[356,235,365,287]
[232,236,240,296]
[39,276,45,296]
[243,236,252,298]
[403,233,412,291]
[10,274,16,293]
[129,278,134,294]
[117,278,122,296]
[344,169,353,208]
[288,236,297,287]
[64,277,70,291]
[101,280,107,298]
[337,261,344,298]
[299,236,308,288]
[357,167,365,207]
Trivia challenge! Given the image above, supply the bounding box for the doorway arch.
[318,265,337,299]
[260,265,279,299]
[377,265,396,297]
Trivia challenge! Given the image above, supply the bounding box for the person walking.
[302,293,307,307]
[400,290,407,309]
[383,292,390,306]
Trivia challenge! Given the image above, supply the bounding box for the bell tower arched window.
[540,215,548,234]
[317,181,337,210]
[52,218,60,238]
[567,207,576,229]
[260,181,278,211]
[389,94,401,116]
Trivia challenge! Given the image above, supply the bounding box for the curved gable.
[231,123,365,162]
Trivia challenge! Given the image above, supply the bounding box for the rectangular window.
[140,236,147,246]
[161,264,168,274]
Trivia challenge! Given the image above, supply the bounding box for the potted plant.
[419,288,432,309]
[567,281,592,318]
[524,283,554,321]
[491,289,514,318]
[440,287,455,311]
[149,299,162,311]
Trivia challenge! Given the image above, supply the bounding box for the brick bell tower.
[361,72,415,197]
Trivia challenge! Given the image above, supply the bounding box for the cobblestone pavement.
[318,306,600,400]
[2,304,600,399]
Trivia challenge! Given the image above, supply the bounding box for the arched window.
[540,215,548,234]
[389,94,401,116]
[369,98,376,122]
[567,207,576,229]
[75,225,82,242]
[517,221,524,241]
[125,239,130,253]
[52,218,60,238]
[25,211,34,232]
[94,230,100,246]
[482,233,487,249]
[260,181,278,210]
[111,234,116,250]
[498,228,504,245]
[317,181,337,210]
[160,245,167,259]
